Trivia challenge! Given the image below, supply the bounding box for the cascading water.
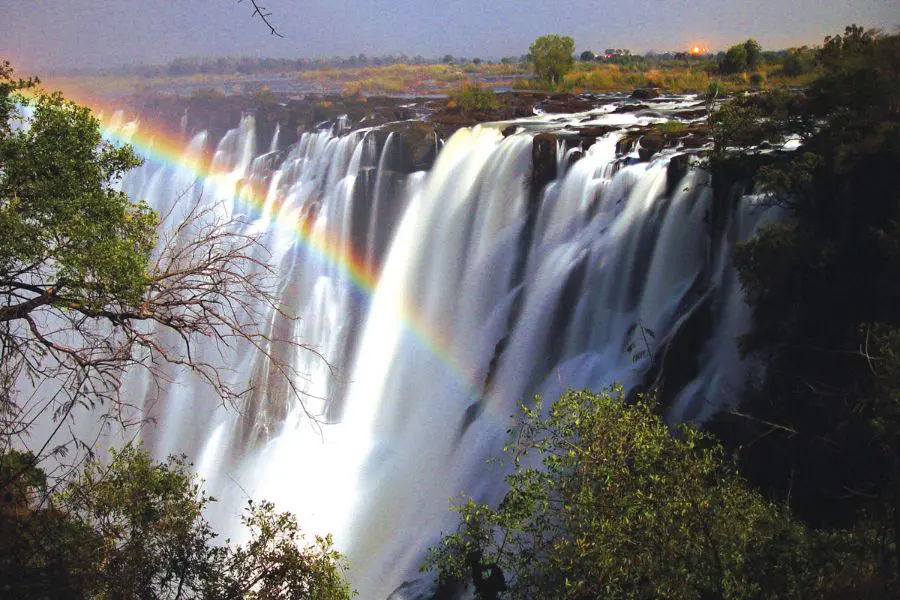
[105,100,774,599]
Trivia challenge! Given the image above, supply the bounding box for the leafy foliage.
[209,501,352,600]
[0,445,354,599]
[448,84,499,111]
[425,388,863,599]
[0,66,155,311]
[528,35,575,86]
[719,39,763,74]
[1,62,326,472]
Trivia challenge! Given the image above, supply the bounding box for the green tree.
[528,34,575,86]
[425,388,862,599]
[579,50,595,62]
[743,39,763,70]
[0,61,316,468]
[0,446,354,599]
[780,46,817,77]
[719,39,762,74]
[719,43,748,74]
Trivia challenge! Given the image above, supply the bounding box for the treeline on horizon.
[60,37,825,80]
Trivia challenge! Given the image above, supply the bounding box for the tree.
[528,34,575,86]
[0,62,322,474]
[579,50,595,62]
[719,39,762,74]
[0,445,354,599]
[719,43,748,74]
[425,388,866,599]
[780,46,817,77]
[743,39,762,70]
[708,26,900,584]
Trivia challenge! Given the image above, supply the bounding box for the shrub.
[449,84,499,111]
[425,388,862,599]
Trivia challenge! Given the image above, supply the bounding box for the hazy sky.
[2,0,897,71]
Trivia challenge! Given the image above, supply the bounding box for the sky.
[1,0,897,72]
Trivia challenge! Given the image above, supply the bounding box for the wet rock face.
[428,91,540,139]
[127,90,716,171]
[666,153,692,197]
[375,121,439,173]
[612,103,651,114]
[531,133,558,197]
[639,133,667,160]
[127,94,425,150]
[539,94,607,114]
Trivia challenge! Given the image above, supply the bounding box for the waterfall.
[109,104,772,598]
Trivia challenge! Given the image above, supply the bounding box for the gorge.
[98,94,777,598]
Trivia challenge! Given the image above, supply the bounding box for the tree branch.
[238,0,284,37]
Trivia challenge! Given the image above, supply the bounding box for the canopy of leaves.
[528,34,575,86]
[425,388,866,599]
[0,62,156,314]
[718,39,763,74]
[0,445,354,599]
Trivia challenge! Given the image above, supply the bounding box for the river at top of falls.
[94,96,776,599]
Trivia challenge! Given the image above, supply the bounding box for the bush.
[449,84,499,111]
[0,446,355,599]
[425,388,861,599]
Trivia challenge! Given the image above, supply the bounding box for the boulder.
[612,103,650,114]
[566,149,585,169]
[680,135,712,149]
[630,87,661,100]
[638,133,666,160]
[378,121,439,173]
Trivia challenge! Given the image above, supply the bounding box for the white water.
[104,104,772,598]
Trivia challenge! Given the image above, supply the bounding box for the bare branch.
[2,188,332,486]
[237,0,284,37]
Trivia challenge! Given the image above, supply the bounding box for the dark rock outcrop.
[631,87,661,100]
[638,133,666,160]
[531,133,558,195]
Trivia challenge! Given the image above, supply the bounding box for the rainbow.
[19,83,484,404]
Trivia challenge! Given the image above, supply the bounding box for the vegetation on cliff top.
[426,388,878,599]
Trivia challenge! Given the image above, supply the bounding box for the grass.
[44,60,822,101]
[654,120,690,134]
[516,61,823,94]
